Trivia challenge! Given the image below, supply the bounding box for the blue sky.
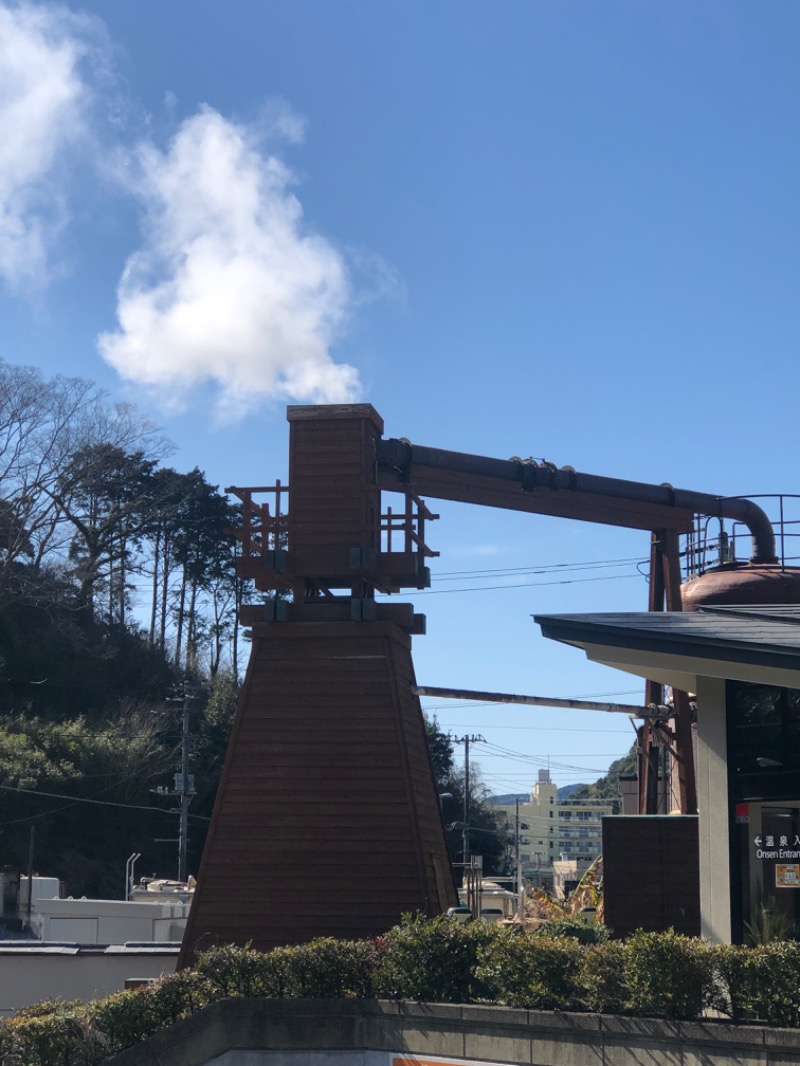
[2,1,799,794]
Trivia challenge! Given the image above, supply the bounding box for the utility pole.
[515,798,523,922]
[153,681,199,882]
[178,687,192,882]
[451,734,484,864]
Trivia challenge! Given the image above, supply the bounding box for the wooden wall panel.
[287,406,383,562]
[603,816,700,939]
[179,621,457,965]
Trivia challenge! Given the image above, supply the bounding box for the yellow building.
[491,769,612,875]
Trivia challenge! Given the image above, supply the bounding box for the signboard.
[776,864,800,888]
[752,834,800,860]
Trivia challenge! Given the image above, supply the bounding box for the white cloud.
[453,544,502,558]
[98,106,362,419]
[0,1,98,290]
[254,97,307,146]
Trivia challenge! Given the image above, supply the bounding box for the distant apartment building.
[491,769,613,875]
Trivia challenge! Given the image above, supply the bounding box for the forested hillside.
[0,360,247,897]
[568,746,637,812]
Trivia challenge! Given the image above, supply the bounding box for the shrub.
[13,999,87,1020]
[708,943,756,1023]
[541,918,610,945]
[476,928,582,1010]
[579,940,628,1014]
[283,938,380,998]
[0,1019,22,1063]
[748,939,800,1027]
[91,987,156,1056]
[147,970,216,1023]
[744,891,792,945]
[196,938,383,1000]
[194,942,291,997]
[92,972,214,1058]
[374,913,494,1002]
[1,1004,102,1066]
[624,930,712,1020]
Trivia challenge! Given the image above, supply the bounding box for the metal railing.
[683,494,800,579]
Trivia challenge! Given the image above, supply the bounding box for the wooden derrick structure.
[179,406,454,964]
[180,402,777,963]
[179,620,453,956]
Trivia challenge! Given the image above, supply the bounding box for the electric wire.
[0,783,211,826]
[431,555,647,580]
[411,572,642,596]
[475,738,614,775]
[130,553,647,588]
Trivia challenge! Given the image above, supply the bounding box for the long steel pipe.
[412,684,670,717]
[377,439,777,564]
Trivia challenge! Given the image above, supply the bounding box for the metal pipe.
[378,439,777,564]
[126,852,141,902]
[413,684,669,717]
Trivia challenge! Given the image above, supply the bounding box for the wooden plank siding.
[178,621,457,965]
[287,406,383,568]
[602,816,700,938]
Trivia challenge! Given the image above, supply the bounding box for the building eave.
[534,611,800,692]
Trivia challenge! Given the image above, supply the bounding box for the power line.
[412,572,642,596]
[482,752,629,758]
[475,739,613,775]
[0,729,180,739]
[0,783,211,826]
[432,555,647,580]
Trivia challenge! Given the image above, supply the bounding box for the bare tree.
[0,362,169,593]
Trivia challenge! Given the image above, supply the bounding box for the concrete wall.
[0,947,178,1016]
[695,674,732,942]
[104,998,800,1066]
[35,896,190,944]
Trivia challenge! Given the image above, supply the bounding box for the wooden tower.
[179,405,456,963]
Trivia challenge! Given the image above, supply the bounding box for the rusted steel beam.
[379,465,694,532]
[662,529,698,816]
[642,532,667,815]
[377,438,776,561]
[640,529,698,816]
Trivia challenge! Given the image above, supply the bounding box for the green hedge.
[373,913,494,1002]
[476,931,583,1010]
[6,920,800,1063]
